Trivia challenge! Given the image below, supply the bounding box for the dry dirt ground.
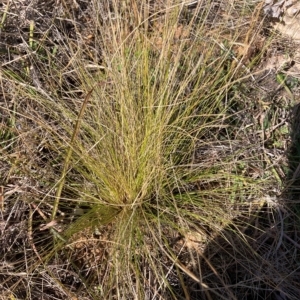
[1,1,300,299]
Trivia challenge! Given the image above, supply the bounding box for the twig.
[51,87,94,221]
[0,186,4,212]
[51,81,109,221]
[28,205,43,263]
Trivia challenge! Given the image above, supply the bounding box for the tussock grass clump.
[1,0,292,299]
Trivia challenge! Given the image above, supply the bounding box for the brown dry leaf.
[263,53,292,71]
[275,18,300,41]
[264,0,297,18]
[266,0,300,41]
[184,230,206,251]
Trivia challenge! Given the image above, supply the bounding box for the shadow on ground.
[184,102,300,300]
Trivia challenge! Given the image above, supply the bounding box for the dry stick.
[28,205,43,263]
[51,86,95,221]
[0,186,4,212]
